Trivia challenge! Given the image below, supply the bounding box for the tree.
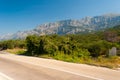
[104,31,118,42]
[26,35,39,55]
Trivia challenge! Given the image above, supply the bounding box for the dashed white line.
[0,72,13,80]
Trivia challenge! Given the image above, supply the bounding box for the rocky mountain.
[1,13,120,40]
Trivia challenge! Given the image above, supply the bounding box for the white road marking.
[39,64,104,80]
[0,72,13,80]
[14,58,104,80]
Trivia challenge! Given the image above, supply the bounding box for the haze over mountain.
[1,13,120,40]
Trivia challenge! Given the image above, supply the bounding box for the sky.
[0,0,120,35]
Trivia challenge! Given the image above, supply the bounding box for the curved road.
[0,51,120,80]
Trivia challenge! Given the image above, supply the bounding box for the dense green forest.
[1,25,120,68]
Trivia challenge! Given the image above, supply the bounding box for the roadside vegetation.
[1,25,120,69]
[5,48,26,54]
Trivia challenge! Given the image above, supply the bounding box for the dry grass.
[4,48,120,69]
[5,48,26,54]
[86,56,120,69]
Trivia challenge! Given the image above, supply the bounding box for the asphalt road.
[0,51,120,80]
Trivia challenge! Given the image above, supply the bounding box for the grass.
[86,56,120,69]
[39,53,120,69]
[5,48,120,69]
[5,48,26,55]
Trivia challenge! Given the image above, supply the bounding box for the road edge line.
[0,72,14,80]
[14,59,104,80]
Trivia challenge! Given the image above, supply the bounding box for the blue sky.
[0,0,120,35]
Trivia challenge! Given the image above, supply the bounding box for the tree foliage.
[0,40,26,50]
[25,32,119,58]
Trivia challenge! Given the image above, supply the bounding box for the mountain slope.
[1,13,120,40]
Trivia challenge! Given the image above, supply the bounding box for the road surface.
[0,51,120,80]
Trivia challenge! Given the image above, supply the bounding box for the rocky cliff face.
[34,14,120,35]
[1,14,120,40]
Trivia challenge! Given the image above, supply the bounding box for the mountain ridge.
[1,13,120,40]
